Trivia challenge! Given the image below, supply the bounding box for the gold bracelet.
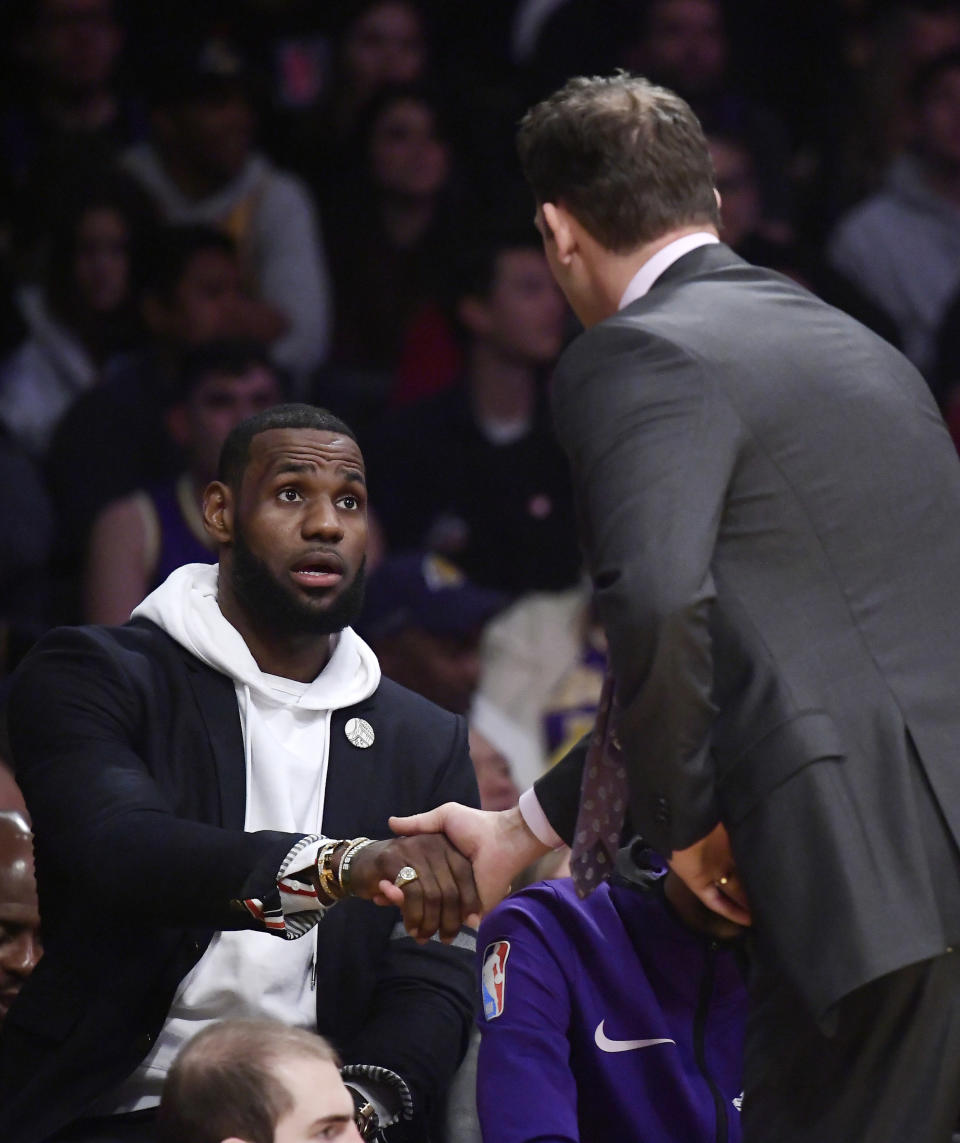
[315,839,344,905]
[321,841,349,902]
[338,837,376,897]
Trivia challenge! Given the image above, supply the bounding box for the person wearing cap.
[122,38,332,393]
[359,551,507,718]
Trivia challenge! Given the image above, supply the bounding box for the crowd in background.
[0,1,959,1139]
[0,0,959,817]
[2,0,960,693]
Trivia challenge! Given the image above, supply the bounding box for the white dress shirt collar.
[618,232,720,311]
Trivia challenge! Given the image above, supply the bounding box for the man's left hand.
[667,822,752,927]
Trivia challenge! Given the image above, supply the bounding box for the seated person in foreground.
[476,843,748,1143]
[0,811,42,1032]
[159,1018,362,1143]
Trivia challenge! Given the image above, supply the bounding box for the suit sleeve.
[341,713,480,1136]
[551,327,746,854]
[476,894,579,1143]
[8,627,301,929]
[533,733,590,846]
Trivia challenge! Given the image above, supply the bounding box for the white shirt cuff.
[242,834,330,938]
[518,787,565,850]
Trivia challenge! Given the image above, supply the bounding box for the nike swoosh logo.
[594,1020,677,1053]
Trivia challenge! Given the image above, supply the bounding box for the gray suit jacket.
[538,242,960,1018]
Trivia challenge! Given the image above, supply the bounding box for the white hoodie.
[99,563,380,1111]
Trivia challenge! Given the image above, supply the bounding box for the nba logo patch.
[481,940,510,1020]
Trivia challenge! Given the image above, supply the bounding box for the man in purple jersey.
[476,845,747,1143]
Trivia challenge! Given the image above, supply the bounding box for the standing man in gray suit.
[388,74,960,1141]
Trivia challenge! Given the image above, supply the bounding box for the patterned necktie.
[570,671,629,898]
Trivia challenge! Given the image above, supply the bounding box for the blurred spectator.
[122,37,331,390]
[158,1020,361,1143]
[83,340,284,624]
[476,845,747,1143]
[511,0,639,104]
[709,132,765,252]
[828,48,960,378]
[627,0,795,239]
[367,232,580,595]
[359,551,506,717]
[297,0,431,192]
[45,224,259,613]
[0,173,151,456]
[708,130,903,349]
[332,0,428,131]
[322,82,461,418]
[832,0,960,212]
[467,726,521,813]
[0,811,42,1031]
[0,0,147,206]
[474,583,604,789]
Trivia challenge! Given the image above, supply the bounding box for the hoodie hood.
[132,562,380,710]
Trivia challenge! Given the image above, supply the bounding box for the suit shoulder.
[556,312,700,390]
[12,619,213,695]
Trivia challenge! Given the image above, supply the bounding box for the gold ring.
[394,866,419,888]
[717,875,730,887]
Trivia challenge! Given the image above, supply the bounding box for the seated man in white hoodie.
[0,403,481,1143]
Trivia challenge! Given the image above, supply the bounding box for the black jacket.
[1,619,479,1143]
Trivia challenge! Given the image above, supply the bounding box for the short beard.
[230,527,367,638]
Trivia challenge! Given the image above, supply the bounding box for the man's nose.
[303,497,343,540]
[3,932,41,978]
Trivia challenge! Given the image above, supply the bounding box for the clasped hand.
[347,803,551,941]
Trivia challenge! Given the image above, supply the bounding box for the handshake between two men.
[335,802,752,940]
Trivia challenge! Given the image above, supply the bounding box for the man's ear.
[715,186,723,213]
[542,202,577,265]
[203,481,234,545]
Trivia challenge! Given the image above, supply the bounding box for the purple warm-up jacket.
[476,875,746,1143]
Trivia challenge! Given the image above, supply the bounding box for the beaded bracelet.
[338,837,377,896]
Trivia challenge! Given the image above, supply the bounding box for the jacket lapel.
[324,697,386,838]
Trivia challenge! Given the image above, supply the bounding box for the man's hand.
[667,821,752,927]
[384,804,552,936]
[347,834,481,942]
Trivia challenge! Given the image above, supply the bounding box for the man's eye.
[278,488,302,502]
[338,495,361,510]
